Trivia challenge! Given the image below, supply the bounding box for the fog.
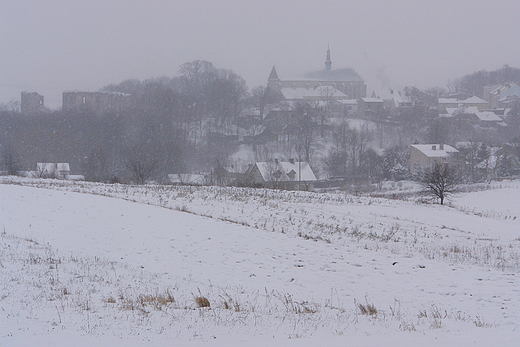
[2,0,520,108]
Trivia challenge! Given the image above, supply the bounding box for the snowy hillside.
[1,177,519,346]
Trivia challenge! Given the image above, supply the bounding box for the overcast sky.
[2,0,520,109]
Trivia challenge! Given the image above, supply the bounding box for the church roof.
[280,86,347,100]
[304,68,364,82]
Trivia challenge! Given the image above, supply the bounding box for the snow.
[411,144,458,158]
[460,96,488,104]
[1,178,520,346]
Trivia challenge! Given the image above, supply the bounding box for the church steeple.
[268,66,279,81]
[325,45,332,71]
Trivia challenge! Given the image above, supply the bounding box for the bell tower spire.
[325,44,332,71]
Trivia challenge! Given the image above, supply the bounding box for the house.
[245,159,317,190]
[35,163,71,179]
[459,96,489,111]
[409,144,459,175]
[357,97,385,119]
[483,84,516,108]
[442,106,506,127]
[438,98,459,114]
[497,85,520,109]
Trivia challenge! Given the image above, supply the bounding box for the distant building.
[438,98,459,114]
[441,107,506,127]
[267,47,367,102]
[357,97,384,119]
[409,144,459,175]
[35,163,71,179]
[245,159,317,190]
[62,91,133,115]
[459,96,489,111]
[21,91,44,115]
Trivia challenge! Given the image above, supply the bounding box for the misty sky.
[2,0,520,109]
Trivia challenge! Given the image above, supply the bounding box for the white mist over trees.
[1,62,520,192]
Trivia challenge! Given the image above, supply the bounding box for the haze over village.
[1,1,520,346]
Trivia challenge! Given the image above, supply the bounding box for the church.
[267,47,367,101]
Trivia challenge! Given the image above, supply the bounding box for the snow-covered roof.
[336,99,358,105]
[280,86,346,100]
[460,96,488,104]
[361,98,384,103]
[438,98,459,104]
[444,106,502,122]
[254,161,317,182]
[411,144,458,158]
[499,85,520,100]
[443,107,459,117]
[475,111,502,122]
[303,68,364,82]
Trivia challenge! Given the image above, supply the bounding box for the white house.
[245,159,317,190]
[35,163,70,179]
[409,144,459,175]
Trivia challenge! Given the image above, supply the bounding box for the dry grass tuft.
[195,296,210,308]
[357,302,378,316]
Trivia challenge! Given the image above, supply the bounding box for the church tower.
[325,45,332,71]
[267,65,280,89]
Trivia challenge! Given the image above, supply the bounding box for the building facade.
[21,91,44,115]
[62,91,133,115]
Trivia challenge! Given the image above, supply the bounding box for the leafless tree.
[291,100,320,163]
[124,143,164,184]
[324,122,373,179]
[420,162,460,205]
[1,146,22,175]
[425,119,450,144]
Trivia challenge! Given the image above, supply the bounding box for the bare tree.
[82,146,111,182]
[425,119,450,144]
[420,162,460,205]
[1,146,22,175]
[124,143,164,184]
[291,100,320,163]
[324,122,372,179]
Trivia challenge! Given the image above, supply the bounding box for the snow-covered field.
[1,177,519,346]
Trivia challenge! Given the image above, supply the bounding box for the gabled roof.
[411,144,458,158]
[460,96,488,104]
[253,161,317,182]
[499,85,520,100]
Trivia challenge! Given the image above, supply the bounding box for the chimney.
[440,144,444,150]
[289,158,295,164]
[432,145,437,150]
